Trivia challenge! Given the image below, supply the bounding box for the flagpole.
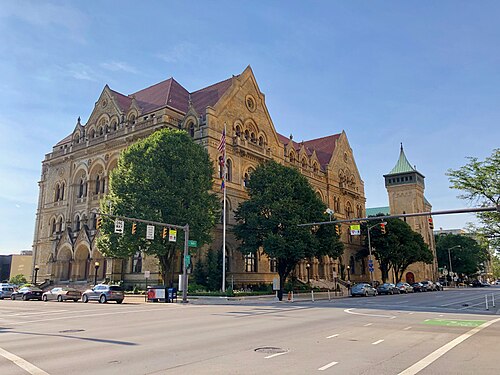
[222,123,227,292]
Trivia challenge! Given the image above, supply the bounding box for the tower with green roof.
[383,144,437,282]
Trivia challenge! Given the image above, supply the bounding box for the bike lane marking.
[398,317,500,375]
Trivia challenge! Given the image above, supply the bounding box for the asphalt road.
[1,287,499,375]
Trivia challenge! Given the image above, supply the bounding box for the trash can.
[167,288,177,303]
[147,286,167,302]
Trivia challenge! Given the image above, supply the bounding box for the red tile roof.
[55,134,72,146]
[191,77,234,114]
[278,133,341,167]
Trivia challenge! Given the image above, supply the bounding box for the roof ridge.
[130,77,175,97]
[190,76,235,94]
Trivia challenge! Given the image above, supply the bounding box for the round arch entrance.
[56,248,73,281]
[405,272,415,285]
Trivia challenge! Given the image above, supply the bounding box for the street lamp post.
[33,265,39,285]
[94,261,100,286]
[447,245,461,287]
[346,265,351,282]
[306,263,311,285]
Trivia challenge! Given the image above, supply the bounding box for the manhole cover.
[254,347,287,354]
[59,329,85,333]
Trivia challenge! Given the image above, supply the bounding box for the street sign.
[144,270,150,278]
[184,255,191,269]
[273,277,280,291]
[114,219,124,234]
[443,269,449,276]
[188,240,198,247]
[169,229,177,242]
[146,225,155,240]
[350,224,361,235]
[369,267,374,272]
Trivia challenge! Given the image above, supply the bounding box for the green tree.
[96,129,220,285]
[447,149,500,248]
[435,233,489,276]
[9,274,27,285]
[192,249,223,291]
[361,219,433,283]
[234,160,343,300]
[491,254,500,280]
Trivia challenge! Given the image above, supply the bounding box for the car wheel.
[82,294,89,303]
[116,299,123,304]
[42,295,48,302]
[11,295,16,300]
[99,294,107,304]
[73,299,79,302]
[57,295,63,302]
[365,291,369,297]
[22,294,28,301]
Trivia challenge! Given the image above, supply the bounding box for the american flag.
[217,129,225,153]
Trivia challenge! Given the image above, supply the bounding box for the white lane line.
[326,334,339,339]
[265,352,288,359]
[2,310,69,317]
[372,339,384,345]
[363,323,373,327]
[398,317,500,375]
[404,326,412,331]
[408,312,414,315]
[318,361,339,371]
[0,346,50,375]
[344,308,396,319]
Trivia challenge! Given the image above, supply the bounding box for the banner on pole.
[146,225,155,240]
[114,219,124,234]
[169,229,177,242]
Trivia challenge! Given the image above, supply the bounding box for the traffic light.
[335,225,341,236]
[132,223,137,234]
[428,217,434,230]
[96,216,102,230]
[380,223,386,234]
[162,227,168,239]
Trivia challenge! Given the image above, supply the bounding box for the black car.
[471,280,490,288]
[412,282,424,292]
[11,286,43,301]
[376,283,400,295]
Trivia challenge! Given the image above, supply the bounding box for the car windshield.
[109,286,123,291]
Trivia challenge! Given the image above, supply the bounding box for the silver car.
[351,283,377,297]
[82,284,124,304]
[396,282,414,293]
[0,286,14,299]
[42,287,81,302]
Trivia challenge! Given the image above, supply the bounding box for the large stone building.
[32,66,367,288]
[368,145,438,283]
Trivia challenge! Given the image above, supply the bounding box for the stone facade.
[31,66,367,288]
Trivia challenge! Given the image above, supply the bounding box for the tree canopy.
[234,160,343,300]
[96,129,220,284]
[360,218,433,283]
[447,148,500,249]
[435,233,489,276]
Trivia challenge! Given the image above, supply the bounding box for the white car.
[495,280,500,285]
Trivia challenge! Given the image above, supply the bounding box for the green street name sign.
[188,240,197,247]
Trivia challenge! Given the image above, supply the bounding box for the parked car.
[351,283,377,297]
[434,281,444,291]
[82,284,124,304]
[377,283,400,295]
[0,285,14,299]
[11,286,43,301]
[396,282,414,293]
[471,279,487,287]
[421,281,436,291]
[42,287,81,302]
[495,279,500,285]
[411,282,424,292]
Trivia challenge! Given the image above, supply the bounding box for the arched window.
[226,159,232,182]
[245,253,256,272]
[289,151,295,162]
[258,136,264,147]
[75,215,81,232]
[91,212,97,229]
[55,184,60,202]
[129,114,136,124]
[313,163,319,173]
[99,127,103,136]
[218,156,225,178]
[235,125,241,137]
[90,129,95,139]
[50,218,56,235]
[95,175,100,194]
[250,132,256,143]
[60,183,65,200]
[188,122,195,138]
[58,217,63,233]
[301,158,308,169]
[78,179,85,198]
[112,121,118,131]
[244,130,249,140]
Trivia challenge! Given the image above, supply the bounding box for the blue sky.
[1,1,499,255]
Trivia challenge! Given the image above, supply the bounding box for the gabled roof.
[278,133,341,168]
[191,77,234,114]
[387,144,417,175]
[131,77,190,113]
[109,89,132,112]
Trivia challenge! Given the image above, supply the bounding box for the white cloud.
[67,63,99,82]
[100,61,139,74]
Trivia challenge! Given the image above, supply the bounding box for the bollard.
[492,294,496,308]
[287,291,291,301]
[291,290,294,302]
[328,289,331,301]
[311,290,315,302]
[485,295,489,310]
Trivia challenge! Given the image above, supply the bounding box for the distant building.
[366,144,438,283]
[0,251,33,282]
